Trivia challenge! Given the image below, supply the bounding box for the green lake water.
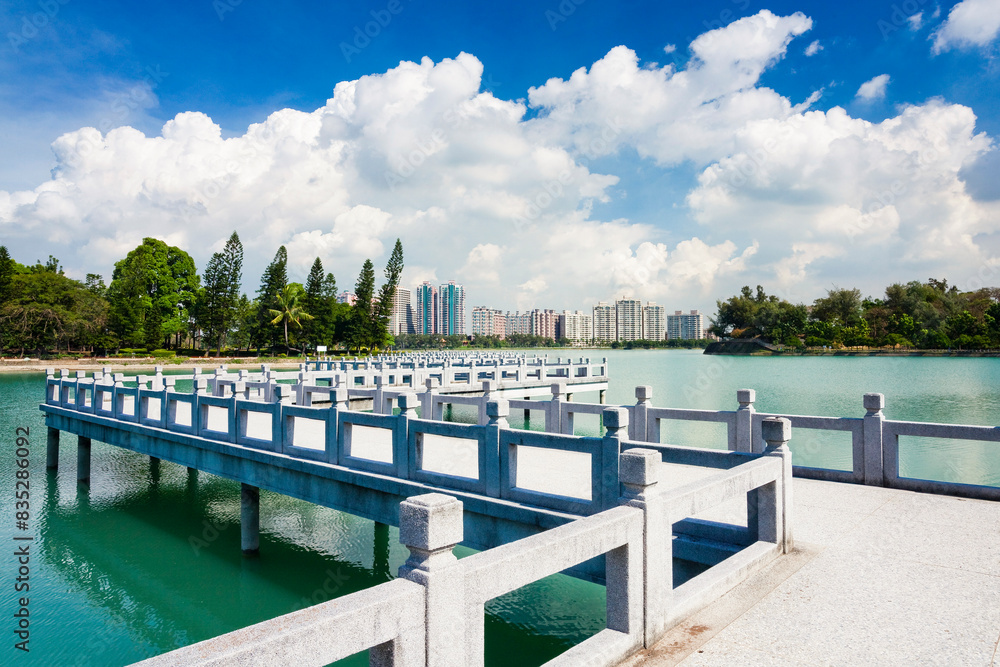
[1,351,997,665]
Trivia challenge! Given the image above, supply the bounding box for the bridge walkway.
[620,476,1000,666]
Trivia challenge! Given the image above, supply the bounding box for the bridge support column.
[46,427,59,469]
[241,483,260,555]
[373,521,390,580]
[599,389,606,404]
[77,436,91,484]
[150,457,161,484]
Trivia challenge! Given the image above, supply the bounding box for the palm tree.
[268,283,314,353]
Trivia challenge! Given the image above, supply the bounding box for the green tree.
[373,239,404,348]
[302,258,339,349]
[347,259,376,351]
[197,232,244,354]
[106,238,199,349]
[255,246,288,350]
[811,288,862,326]
[268,283,314,352]
[0,246,16,305]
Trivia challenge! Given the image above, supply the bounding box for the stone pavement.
[621,476,1000,666]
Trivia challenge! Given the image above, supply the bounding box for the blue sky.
[2,0,1000,314]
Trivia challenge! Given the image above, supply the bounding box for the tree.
[106,238,199,349]
[347,259,376,351]
[197,232,244,354]
[0,246,15,305]
[268,283,313,352]
[302,258,340,349]
[255,246,288,350]
[811,288,862,326]
[373,239,404,348]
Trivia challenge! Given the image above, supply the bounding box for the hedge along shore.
[0,357,308,374]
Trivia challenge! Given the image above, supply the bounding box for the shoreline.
[0,358,306,374]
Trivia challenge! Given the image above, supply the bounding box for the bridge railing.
[130,417,793,667]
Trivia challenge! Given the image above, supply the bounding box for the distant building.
[532,309,559,340]
[415,283,437,335]
[438,281,466,335]
[388,287,414,335]
[559,310,593,343]
[505,311,533,337]
[643,302,666,341]
[593,302,616,342]
[667,310,705,340]
[337,291,357,306]
[616,298,644,342]
[471,306,506,337]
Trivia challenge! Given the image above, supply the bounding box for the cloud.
[804,40,822,56]
[1,9,998,317]
[526,10,814,166]
[908,12,924,31]
[932,0,1000,53]
[856,74,890,101]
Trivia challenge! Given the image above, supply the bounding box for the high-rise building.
[559,310,593,343]
[532,309,559,340]
[593,302,616,342]
[337,291,357,306]
[505,311,533,337]
[643,302,666,341]
[438,281,465,335]
[616,298,644,342]
[415,282,437,335]
[667,310,706,340]
[388,287,414,335]
[471,306,506,337]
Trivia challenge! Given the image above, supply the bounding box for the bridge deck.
[620,477,1000,666]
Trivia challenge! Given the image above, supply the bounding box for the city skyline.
[2,2,1000,316]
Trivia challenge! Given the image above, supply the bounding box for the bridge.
[38,353,1000,665]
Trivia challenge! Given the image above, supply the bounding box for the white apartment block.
[559,310,593,342]
[667,310,705,340]
[642,302,666,341]
[593,302,616,342]
[388,287,414,336]
[616,298,644,342]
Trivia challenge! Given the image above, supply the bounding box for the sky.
[2,0,1000,316]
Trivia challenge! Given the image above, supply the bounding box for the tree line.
[0,234,405,357]
[711,280,1000,350]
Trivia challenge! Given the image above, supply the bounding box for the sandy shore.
[0,358,305,374]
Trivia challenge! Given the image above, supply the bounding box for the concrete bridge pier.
[373,521,390,580]
[77,435,91,484]
[46,427,59,469]
[241,483,260,556]
[150,457,161,484]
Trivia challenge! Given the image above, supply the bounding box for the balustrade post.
[601,407,628,510]
[760,417,793,553]
[398,494,466,667]
[548,383,566,434]
[735,389,756,453]
[485,400,508,498]
[619,447,669,647]
[477,381,492,426]
[632,386,652,442]
[863,393,885,486]
[395,393,417,479]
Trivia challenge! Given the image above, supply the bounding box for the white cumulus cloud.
[856,74,890,101]
[932,0,1000,53]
